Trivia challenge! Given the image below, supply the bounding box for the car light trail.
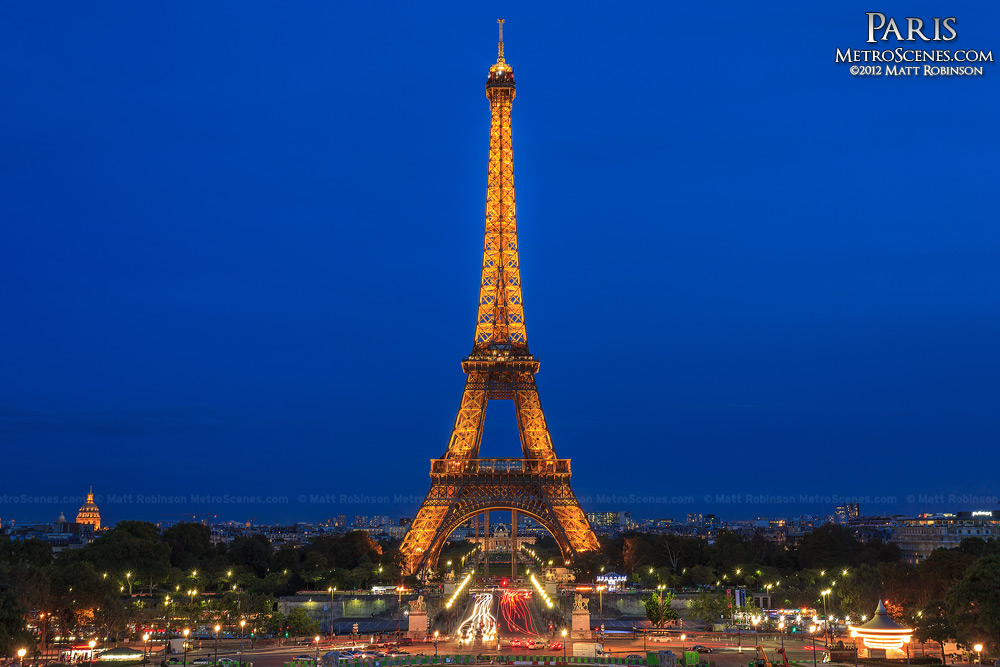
[500,590,538,636]
[456,593,497,643]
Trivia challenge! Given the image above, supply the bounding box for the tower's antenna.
[497,18,505,62]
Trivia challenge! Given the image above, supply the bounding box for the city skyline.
[2,2,999,526]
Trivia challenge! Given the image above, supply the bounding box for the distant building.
[75,487,102,530]
[892,510,1000,563]
[2,511,95,552]
[835,503,860,524]
[686,513,703,526]
[846,515,898,543]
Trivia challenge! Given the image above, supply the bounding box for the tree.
[689,592,729,628]
[0,589,34,656]
[946,554,1000,653]
[81,521,171,592]
[915,600,956,665]
[286,607,320,638]
[643,589,678,628]
[623,537,652,575]
[796,525,857,570]
[227,535,274,579]
[837,563,882,619]
[162,523,214,569]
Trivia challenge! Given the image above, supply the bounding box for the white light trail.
[456,593,497,643]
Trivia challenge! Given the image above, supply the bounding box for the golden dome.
[76,486,102,530]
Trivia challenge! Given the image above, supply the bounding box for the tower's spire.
[497,18,505,63]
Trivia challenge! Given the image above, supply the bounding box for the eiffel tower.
[400,21,599,576]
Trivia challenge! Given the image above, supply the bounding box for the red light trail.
[500,590,538,636]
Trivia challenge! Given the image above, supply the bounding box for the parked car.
[293,656,316,662]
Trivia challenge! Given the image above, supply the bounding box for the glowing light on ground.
[445,573,472,609]
[457,593,497,643]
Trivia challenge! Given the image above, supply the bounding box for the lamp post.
[597,585,606,635]
[562,630,568,660]
[239,620,246,667]
[90,640,97,662]
[681,634,686,652]
[143,633,150,664]
[183,629,190,667]
[334,586,342,641]
[214,625,221,666]
[778,622,785,651]
[433,631,439,657]
[753,616,761,648]
[974,644,983,666]
[164,598,172,657]
[396,586,407,643]
[17,649,26,667]
[821,590,832,648]
[810,626,817,667]
[315,636,321,662]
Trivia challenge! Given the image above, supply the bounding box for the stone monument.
[571,592,591,637]
[407,595,428,637]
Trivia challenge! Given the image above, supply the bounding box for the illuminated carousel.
[849,601,914,659]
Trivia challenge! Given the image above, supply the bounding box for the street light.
[681,634,686,652]
[214,624,221,666]
[183,629,190,667]
[143,633,150,664]
[778,622,785,650]
[562,629,568,660]
[89,640,97,661]
[821,589,832,648]
[597,585,607,635]
[810,626,818,667]
[753,616,761,647]
[239,620,246,666]
[396,586,407,643]
[17,649,26,667]
[315,635,321,662]
[974,644,983,665]
[433,631,439,657]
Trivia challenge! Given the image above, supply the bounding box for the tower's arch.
[421,504,575,575]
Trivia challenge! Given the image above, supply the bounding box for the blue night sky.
[1,1,998,526]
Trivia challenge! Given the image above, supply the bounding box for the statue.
[445,570,456,581]
[409,595,426,613]
[573,593,589,611]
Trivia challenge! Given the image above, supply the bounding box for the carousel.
[849,601,914,659]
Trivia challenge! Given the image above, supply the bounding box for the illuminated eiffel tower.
[400,21,599,576]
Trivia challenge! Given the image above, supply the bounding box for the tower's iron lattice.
[400,22,600,576]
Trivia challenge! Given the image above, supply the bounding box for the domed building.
[75,487,102,530]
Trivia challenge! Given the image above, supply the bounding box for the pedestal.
[571,609,591,638]
[408,611,428,638]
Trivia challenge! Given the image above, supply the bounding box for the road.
[149,631,948,667]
